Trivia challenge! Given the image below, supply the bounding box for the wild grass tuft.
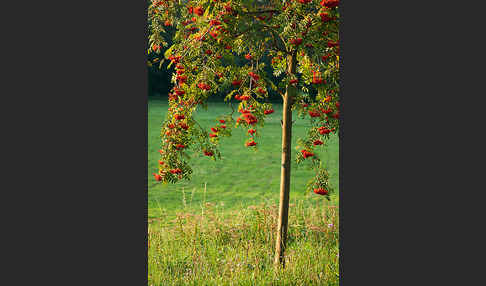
[148,200,339,285]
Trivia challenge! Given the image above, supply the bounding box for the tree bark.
[274,52,297,267]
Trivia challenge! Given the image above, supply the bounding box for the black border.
[338,1,344,284]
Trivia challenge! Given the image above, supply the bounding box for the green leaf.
[164,44,176,59]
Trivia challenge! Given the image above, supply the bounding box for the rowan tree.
[148,0,340,267]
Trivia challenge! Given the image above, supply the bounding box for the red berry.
[194,7,204,16]
[309,110,321,117]
[313,188,329,195]
[290,38,303,46]
[248,72,260,81]
[301,150,314,158]
[169,168,182,174]
[320,0,339,9]
[153,173,162,181]
[210,19,221,26]
[318,126,331,135]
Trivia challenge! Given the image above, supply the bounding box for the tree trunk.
[274,52,297,267]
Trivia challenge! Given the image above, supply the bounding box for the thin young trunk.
[274,52,297,267]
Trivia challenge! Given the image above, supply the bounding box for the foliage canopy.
[148,0,340,198]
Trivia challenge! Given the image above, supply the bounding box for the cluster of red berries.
[170,168,182,174]
[290,38,303,46]
[321,0,339,9]
[246,140,257,147]
[318,126,333,135]
[235,94,250,101]
[312,72,324,84]
[313,140,324,146]
[168,55,181,64]
[257,87,266,95]
[232,79,242,86]
[320,12,332,23]
[242,113,258,125]
[174,88,185,96]
[177,75,187,84]
[175,144,186,150]
[327,41,339,48]
[314,188,328,195]
[182,19,193,26]
[245,53,252,60]
[193,7,204,16]
[197,82,211,90]
[248,72,260,81]
[210,19,221,26]
[264,109,274,115]
[271,56,282,64]
[321,107,332,114]
[180,123,189,130]
[301,150,315,159]
[309,110,321,117]
[152,44,161,52]
[153,173,162,181]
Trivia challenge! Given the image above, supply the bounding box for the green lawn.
[148,97,339,218]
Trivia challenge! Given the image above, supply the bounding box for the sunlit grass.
[148,200,339,286]
[148,97,339,218]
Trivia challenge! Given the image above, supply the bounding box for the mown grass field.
[148,97,339,218]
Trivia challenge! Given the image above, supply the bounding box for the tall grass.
[148,199,339,285]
